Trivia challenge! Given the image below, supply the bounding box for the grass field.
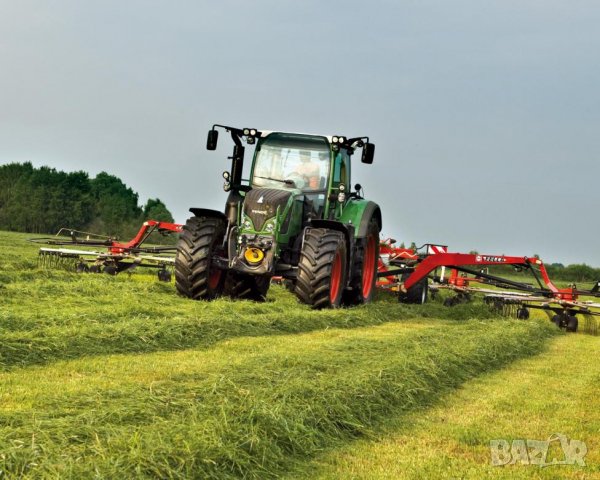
[1,230,595,478]
[299,333,599,479]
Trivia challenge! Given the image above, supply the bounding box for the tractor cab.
[250,132,331,220]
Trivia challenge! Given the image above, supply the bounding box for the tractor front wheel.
[343,219,379,305]
[295,228,347,309]
[175,216,226,300]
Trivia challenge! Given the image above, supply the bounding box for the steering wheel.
[284,173,307,189]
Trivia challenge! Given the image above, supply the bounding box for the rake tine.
[581,315,599,336]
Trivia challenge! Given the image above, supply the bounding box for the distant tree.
[0,163,175,240]
[143,198,174,223]
[90,172,143,235]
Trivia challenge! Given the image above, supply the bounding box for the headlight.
[243,219,252,230]
[265,222,275,233]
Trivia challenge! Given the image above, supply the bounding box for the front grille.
[243,188,292,231]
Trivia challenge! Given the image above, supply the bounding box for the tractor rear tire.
[224,272,270,302]
[175,216,227,300]
[295,228,347,309]
[399,273,428,304]
[343,219,379,305]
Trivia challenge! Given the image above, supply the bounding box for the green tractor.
[175,125,381,308]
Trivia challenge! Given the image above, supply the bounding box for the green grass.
[0,231,507,369]
[300,333,599,479]
[0,230,568,478]
[0,319,557,479]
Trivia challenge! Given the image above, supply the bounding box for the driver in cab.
[294,150,320,189]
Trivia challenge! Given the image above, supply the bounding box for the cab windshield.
[251,133,330,191]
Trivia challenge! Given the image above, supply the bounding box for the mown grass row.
[0,318,558,479]
[300,334,599,479]
[0,275,503,369]
[0,229,504,369]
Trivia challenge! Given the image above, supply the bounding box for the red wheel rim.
[208,269,222,290]
[330,251,342,304]
[362,235,376,299]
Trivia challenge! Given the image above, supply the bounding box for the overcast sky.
[0,1,598,265]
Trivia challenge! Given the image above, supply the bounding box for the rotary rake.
[31,220,182,281]
[376,239,600,334]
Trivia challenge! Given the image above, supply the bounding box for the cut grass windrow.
[0,318,557,479]
[301,334,599,480]
[0,272,501,369]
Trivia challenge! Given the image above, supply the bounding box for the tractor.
[174,125,381,308]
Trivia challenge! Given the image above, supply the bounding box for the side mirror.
[207,129,219,150]
[361,142,375,164]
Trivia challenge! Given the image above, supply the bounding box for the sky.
[0,0,598,266]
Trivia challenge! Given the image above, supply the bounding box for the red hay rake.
[376,239,600,334]
[31,220,182,281]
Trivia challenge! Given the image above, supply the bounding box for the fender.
[339,199,382,237]
[189,208,228,222]
[357,201,382,237]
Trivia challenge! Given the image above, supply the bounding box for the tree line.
[0,162,176,241]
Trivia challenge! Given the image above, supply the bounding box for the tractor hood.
[243,188,294,231]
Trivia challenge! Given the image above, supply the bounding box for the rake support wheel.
[552,312,579,332]
[175,216,226,300]
[399,273,428,304]
[295,228,347,309]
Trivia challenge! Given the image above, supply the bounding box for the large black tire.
[343,219,379,306]
[175,216,227,300]
[224,272,270,301]
[295,228,347,309]
[399,272,428,304]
